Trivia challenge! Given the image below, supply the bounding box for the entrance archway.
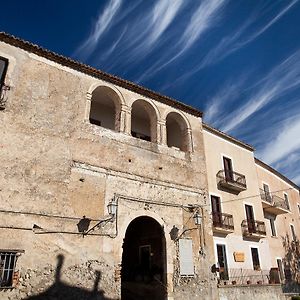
[121,216,167,300]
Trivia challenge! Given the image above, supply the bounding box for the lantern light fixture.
[193,211,202,226]
[107,199,118,216]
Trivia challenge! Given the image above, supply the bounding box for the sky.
[1,0,300,185]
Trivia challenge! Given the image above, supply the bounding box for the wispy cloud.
[147,0,184,47]
[176,0,299,83]
[136,0,226,82]
[219,49,300,132]
[74,0,123,60]
[204,73,250,124]
[241,0,298,46]
[180,0,226,52]
[257,115,300,166]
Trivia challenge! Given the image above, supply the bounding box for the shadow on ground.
[25,254,115,300]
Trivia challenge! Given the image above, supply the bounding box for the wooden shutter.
[179,239,194,276]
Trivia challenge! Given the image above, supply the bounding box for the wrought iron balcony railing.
[212,212,234,231]
[217,268,281,286]
[217,170,247,192]
[260,189,289,213]
[241,219,266,237]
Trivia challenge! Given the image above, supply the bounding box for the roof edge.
[0,32,202,118]
[255,157,300,191]
[202,123,255,152]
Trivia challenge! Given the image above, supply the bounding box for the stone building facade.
[0,32,299,300]
[0,33,217,300]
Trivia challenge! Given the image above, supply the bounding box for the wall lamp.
[107,198,118,217]
[193,211,202,226]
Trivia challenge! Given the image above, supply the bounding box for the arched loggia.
[89,86,121,131]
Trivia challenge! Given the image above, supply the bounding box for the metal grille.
[0,252,17,288]
[212,212,234,230]
[220,269,277,285]
[241,219,266,236]
[216,170,247,189]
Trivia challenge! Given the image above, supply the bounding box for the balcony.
[260,190,289,215]
[241,220,266,239]
[212,212,234,235]
[217,170,247,193]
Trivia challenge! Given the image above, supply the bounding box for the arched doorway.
[121,216,167,300]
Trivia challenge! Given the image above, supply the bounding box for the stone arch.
[165,111,191,152]
[121,215,167,300]
[131,99,159,143]
[88,85,123,131]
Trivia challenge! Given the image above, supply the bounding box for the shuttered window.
[179,239,194,276]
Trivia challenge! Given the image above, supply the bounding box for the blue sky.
[1,0,300,185]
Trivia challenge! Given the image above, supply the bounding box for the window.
[245,204,255,233]
[290,224,297,241]
[251,247,260,271]
[223,157,233,182]
[0,252,18,288]
[211,195,222,226]
[0,56,8,89]
[262,183,271,202]
[276,258,284,282]
[216,244,229,280]
[269,217,277,237]
[284,193,290,210]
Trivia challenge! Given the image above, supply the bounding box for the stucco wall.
[203,128,272,272]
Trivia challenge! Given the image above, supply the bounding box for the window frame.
[0,56,9,88]
[290,224,297,241]
[250,247,261,271]
[283,193,290,210]
[269,217,277,237]
[0,251,19,288]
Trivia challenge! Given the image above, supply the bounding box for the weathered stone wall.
[0,41,216,299]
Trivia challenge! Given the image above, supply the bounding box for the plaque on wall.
[234,252,245,262]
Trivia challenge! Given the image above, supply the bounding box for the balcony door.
[263,183,271,202]
[245,204,255,233]
[216,244,229,280]
[223,157,233,182]
[211,196,222,226]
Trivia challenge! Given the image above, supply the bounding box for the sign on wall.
[179,239,194,276]
[233,252,245,262]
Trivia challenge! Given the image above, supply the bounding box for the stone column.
[158,120,167,145]
[85,92,92,121]
[120,105,131,135]
[185,128,193,152]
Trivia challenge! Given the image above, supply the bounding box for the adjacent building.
[0,32,299,300]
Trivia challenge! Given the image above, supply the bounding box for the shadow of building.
[25,254,115,300]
